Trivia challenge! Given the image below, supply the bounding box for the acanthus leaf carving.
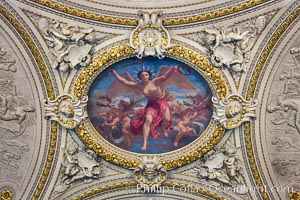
[130,11,170,59]
[44,94,88,129]
[212,94,257,129]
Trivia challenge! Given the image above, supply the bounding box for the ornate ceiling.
[0,0,299,199]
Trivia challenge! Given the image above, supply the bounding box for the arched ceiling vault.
[0,0,299,199]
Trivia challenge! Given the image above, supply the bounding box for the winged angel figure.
[109,65,197,151]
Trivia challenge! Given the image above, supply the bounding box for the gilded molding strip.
[161,123,224,169]
[31,0,138,26]
[244,5,300,200]
[167,46,226,99]
[86,0,212,10]
[72,181,226,200]
[31,0,271,26]
[74,45,226,169]
[163,182,226,200]
[71,181,136,200]
[74,45,135,99]
[163,0,269,26]
[32,122,57,200]
[76,121,140,168]
[244,122,269,199]
[0,4,57,200]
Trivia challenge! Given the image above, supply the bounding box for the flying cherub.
[173,109,198,147]
[109,65,198,151]
[101,97,143,148]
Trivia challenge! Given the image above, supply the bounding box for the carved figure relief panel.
[0,30,37,199]
[266,35,300,194]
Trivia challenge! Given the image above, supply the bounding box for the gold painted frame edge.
[73,45,227,170]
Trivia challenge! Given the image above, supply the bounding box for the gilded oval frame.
[72,45,227,169]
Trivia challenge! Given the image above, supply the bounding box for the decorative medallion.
[212,94,257,129]
[44,94,88,129]
[133,156,167,187]
[130,11,170,59]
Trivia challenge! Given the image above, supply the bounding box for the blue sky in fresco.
[89,57,210,105]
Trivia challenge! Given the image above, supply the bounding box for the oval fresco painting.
[88,57,213,154]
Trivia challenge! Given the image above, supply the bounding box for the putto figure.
[109,66,197,151]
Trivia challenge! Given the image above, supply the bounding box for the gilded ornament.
[163,0,268,26]
[1,189,13,200]
[73,44,227,169]
[290,191,300,200]
[72,181,226,200]
[30,0,273,27]
[212,94,257,129]
[133,156,167,187]
[130,11,170,58]
[32,0,137,26]
[44,94,88,129]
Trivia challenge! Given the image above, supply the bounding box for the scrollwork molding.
[44,94,88,129]
[213,94,258,129]
[130,11,170,59]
